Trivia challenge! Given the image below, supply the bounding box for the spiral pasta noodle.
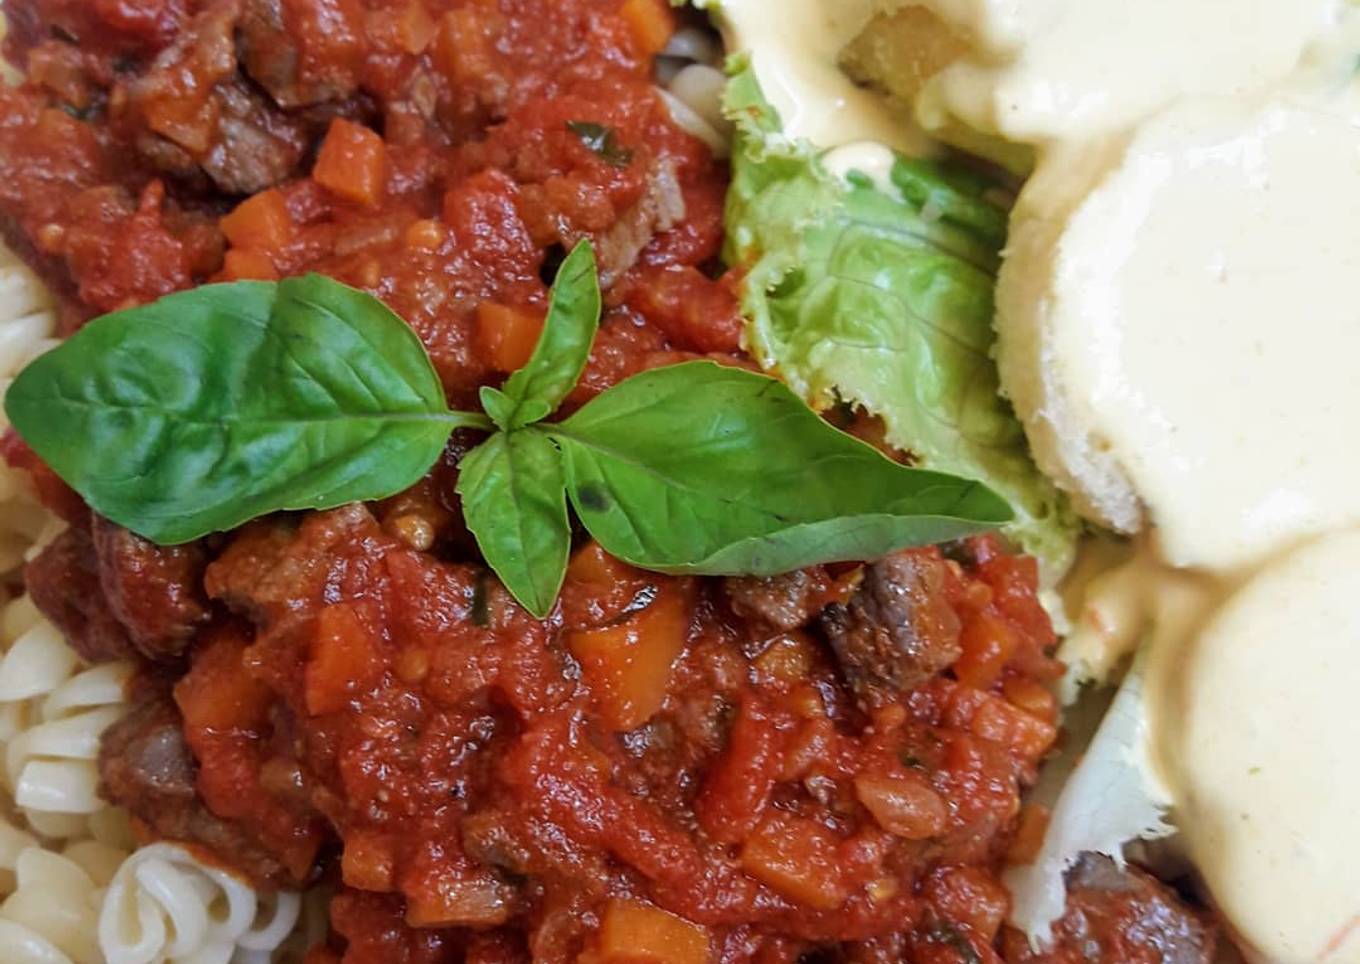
[655,27,731,157]
[0,595,135,840]
[0,244,61,574]
[98,844,303,964]
[0,845,113,963]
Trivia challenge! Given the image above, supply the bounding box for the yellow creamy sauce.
[720,1,1360,960]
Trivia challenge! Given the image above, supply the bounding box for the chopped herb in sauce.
[567,120,634,168]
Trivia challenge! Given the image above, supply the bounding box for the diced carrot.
[434,8,497,85]
[567,541,639,589]
[1001,676,1058,724]
[397,1,437,54]
[313,118,387,206]
[740,815,848,911]
[955,611,1018,690]
[589,899,710,964]
[143,94,215,153]
[567,584,689,731]
[402,869,510,928]
[475,301,544,373]
[619,0,675,58]
[970,693,1057,761]
[922,866,1011,944]
[305,602,386,716]
[221,248,279,282]
[175,628,272,731]
[342,830,395,891]
[404,218,447,251]
[854,769,948,840]
[1005,804,1050,865]
[220,189,293,251]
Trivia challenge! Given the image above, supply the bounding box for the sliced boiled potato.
[1167,528,1360,963]
[997,85,1360,570]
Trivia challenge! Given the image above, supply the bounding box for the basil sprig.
[5,275,488,545]
[5,242,1012,618]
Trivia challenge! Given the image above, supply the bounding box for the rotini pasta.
[0,814,37,895]
[0,244,60,574]
[0,243,313,962]
[655,27,731,157]
[0,595,135,840]
[98,843,303,964]
[0,846,108,963]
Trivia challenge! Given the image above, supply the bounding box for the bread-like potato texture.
[993,141,1143,534]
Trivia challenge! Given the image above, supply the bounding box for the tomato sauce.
[0,1,1072,961]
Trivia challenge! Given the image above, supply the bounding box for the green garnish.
[723,57,1078,578]
[566,121,634,169]
[5,242,1012,618]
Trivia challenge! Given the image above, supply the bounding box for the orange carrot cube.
[314,118,387,206]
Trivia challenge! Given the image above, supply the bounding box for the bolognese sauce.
[0,1,1213,962]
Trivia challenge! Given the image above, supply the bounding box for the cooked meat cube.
[1001,854,1217,964]
[196,79,309,195]
[116,0,312,194]
[25,526,136,663]
[91,516,209,661]
[238,0,365,110]
[593,158,685,286]
[724,568,827,632]
[204,504,382,627]
[821,549,962,707]
[26,519,209,664]
[98,690,294,886]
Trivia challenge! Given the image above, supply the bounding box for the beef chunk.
[594,158,685,286]
[91,516,209,661]
[238,0,365,110]
[26,527,137,663]
[820,550,962,708]
[115,0,313,195]
[1001,854,1217,964]
[26,517,209,664]
[205,503,384,627]
[197,79,309,195]
[98,689,294,886]
[724,569,827,632]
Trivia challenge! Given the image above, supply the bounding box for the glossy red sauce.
[0,1,1079,961]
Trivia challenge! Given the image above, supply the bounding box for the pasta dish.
[0,1,1353,963]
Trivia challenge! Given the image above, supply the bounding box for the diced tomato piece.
[697,696,786,843]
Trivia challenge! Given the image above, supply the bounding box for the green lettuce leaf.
[722,57,1078,578]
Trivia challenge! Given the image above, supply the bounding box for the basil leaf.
[548,361,1012,576]
[5,275,485,544]
[566,122,634,169]
[493,241,601,430]
[480,386,550,430]
[456,429,570,619]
